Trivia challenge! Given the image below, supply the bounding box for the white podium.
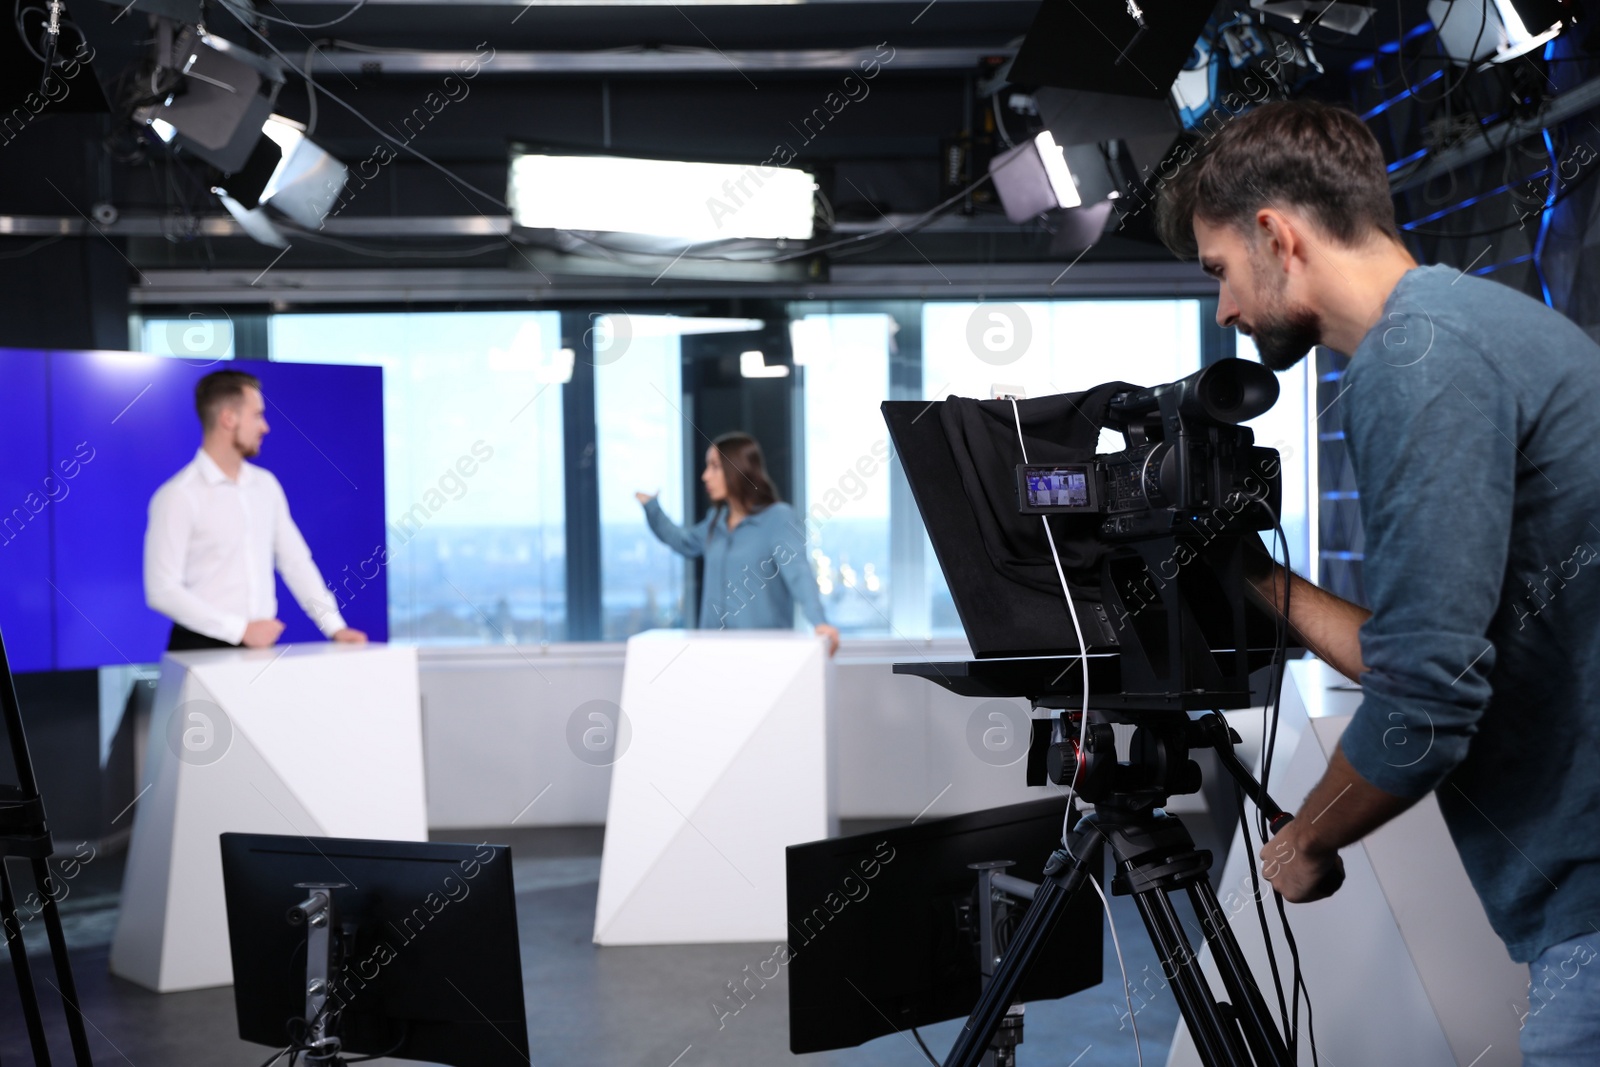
[110,643,428,992]
[593,630,835,945]
[1168,659,1529,1067]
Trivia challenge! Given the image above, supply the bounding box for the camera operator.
[1157,99,1600,1063]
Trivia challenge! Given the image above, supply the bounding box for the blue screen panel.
[47,352,386,668]
[253,361,388,646]
[0,350,55,673]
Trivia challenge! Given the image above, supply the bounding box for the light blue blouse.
[642,498,828,630]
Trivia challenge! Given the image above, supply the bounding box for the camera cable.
[1241,501,1323,1067]
[1262,512,1321,1067]
[1007,396,1144,1067]
[1247,507,1296,1051]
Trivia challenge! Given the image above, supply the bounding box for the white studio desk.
[593,630,836,945]
[1168,659,1529,1067]
[110,642,428,992]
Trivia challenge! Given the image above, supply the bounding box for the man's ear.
[1255,207,1305,275]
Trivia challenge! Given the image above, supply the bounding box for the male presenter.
[144,369,366,650]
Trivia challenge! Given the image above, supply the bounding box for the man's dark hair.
[1155,99,1401,259]
[195,369,262,428]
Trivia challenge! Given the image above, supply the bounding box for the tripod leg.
[30,857,94,1066]
[1188,879,1290,1066]
[942,822,1104,1067]
[1127,881,1248,1067]
[1,857,54,1066]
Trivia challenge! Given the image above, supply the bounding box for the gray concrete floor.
[0,817,1246,1067]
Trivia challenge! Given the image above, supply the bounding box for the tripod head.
[1047,708,1204,809]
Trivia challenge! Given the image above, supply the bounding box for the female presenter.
[636,432,840,655]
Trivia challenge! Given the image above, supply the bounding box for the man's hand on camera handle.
[1261,820,1346,903]
[1260,744,1416,903]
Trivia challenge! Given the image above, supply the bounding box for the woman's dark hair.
[711,432,780,516]
[1155,99,1401,260]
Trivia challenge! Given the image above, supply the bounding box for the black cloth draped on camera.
[938,383,1134,600]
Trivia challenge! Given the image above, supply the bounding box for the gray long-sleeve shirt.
[1336,263,1600,962]
[643,497,828,630]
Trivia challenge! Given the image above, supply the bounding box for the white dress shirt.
[144,448,347,644]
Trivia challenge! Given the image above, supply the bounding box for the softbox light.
[509,151,817,241]
[137,27,284,173]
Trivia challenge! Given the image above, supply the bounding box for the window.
[922,300,1202,408]
[920,299,1203,632]
[130,297,1234,648]
[595,315,688,638]
[270,312,567,643]
[136,316,235,362]
[793,313,895,633]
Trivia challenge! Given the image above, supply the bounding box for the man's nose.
[1215,283,1239,329]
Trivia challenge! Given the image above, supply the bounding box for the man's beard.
[238,437,261,459]
[1246,267,1321,372]
[1241,247,1318,374]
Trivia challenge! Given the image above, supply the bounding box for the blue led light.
[1475,252,1535,275]
[1401,167,1555,229]
[1534,128,1557,307]
[1348,21,1436,73]
[1387,148,1428,173]
[1361,69,1445,121]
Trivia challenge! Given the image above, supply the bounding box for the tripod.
[0,627,94,1066]
[945,710,1297,1067]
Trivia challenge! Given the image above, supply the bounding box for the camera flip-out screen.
[1017,463,1097,514]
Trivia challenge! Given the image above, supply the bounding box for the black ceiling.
[0,0,1513,290]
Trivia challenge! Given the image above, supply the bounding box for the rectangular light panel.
[509,152,816,241]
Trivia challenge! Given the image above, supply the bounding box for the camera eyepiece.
[1183,359,1278,425]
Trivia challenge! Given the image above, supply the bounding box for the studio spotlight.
[1252,1,1374,36]
[213,116,348,245]
[988,130,1082,224]
[135,26,284,173]
[1427,0,1565,65]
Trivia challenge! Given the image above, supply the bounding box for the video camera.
[1016,359,1282,542]
[881,357,1287,703]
